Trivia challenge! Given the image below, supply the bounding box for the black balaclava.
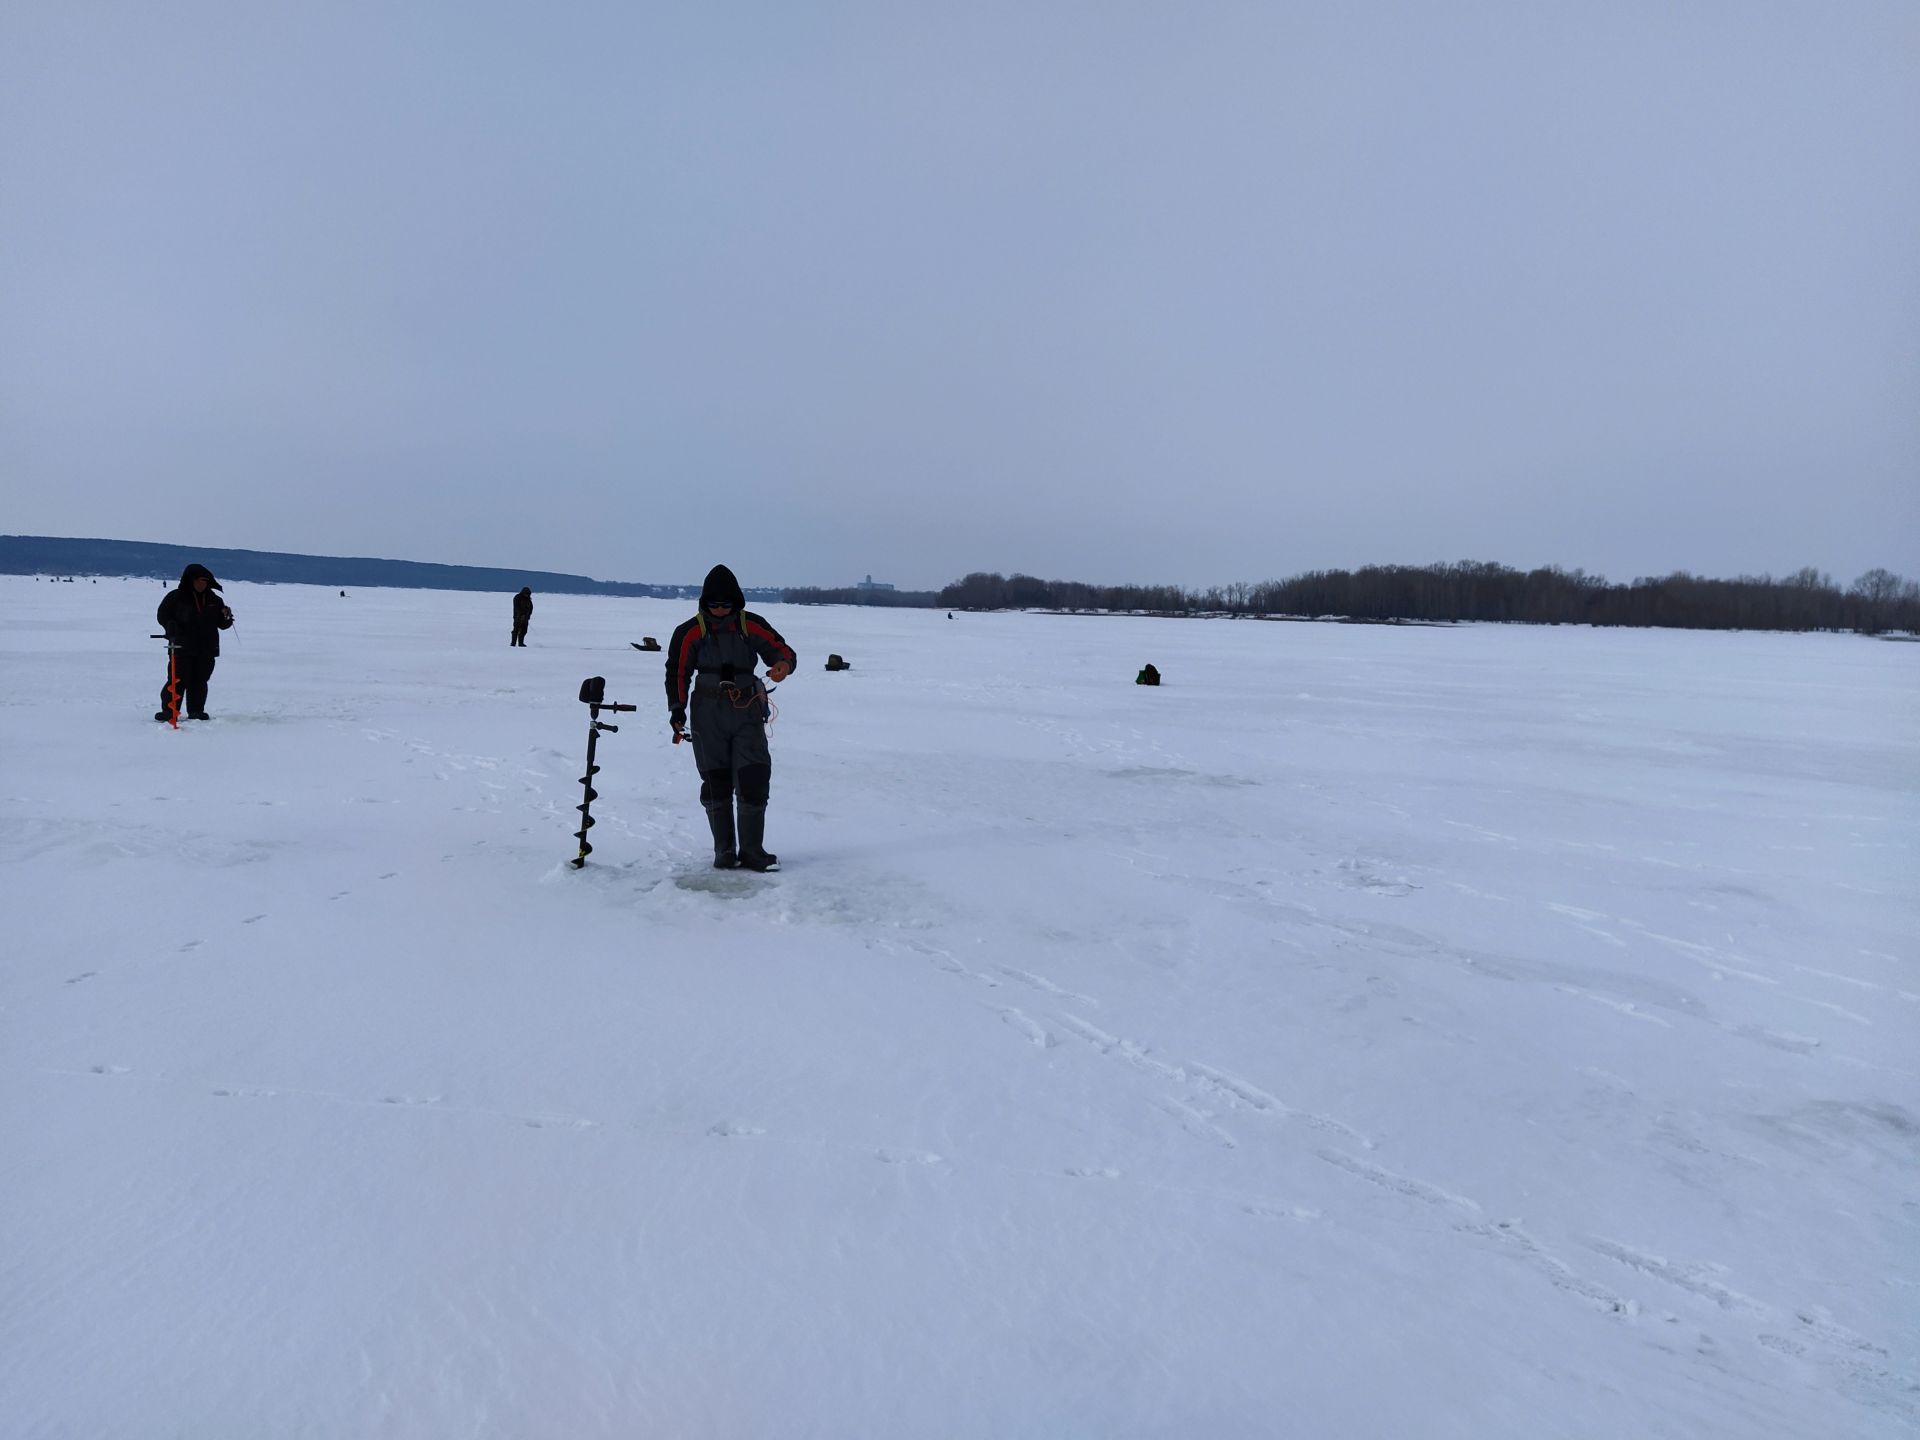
[700,565,745,610]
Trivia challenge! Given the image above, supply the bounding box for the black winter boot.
[736,804,778,871]
[705,803,739,869]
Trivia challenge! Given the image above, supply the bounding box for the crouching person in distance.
[665,565,795,871]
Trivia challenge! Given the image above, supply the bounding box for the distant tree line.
[921,563,1920,635]
[781,585,943,608]
[937,572,1192,615]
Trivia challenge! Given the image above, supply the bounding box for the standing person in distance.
[664,565,796,871]
[154,563,234,721]
[511,586,533,646]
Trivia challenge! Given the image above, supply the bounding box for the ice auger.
[570,676,636,868]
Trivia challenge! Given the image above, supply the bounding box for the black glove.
[670,709,686,733]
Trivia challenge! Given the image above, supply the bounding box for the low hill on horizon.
[0,535,785,601]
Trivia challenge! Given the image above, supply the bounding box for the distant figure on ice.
[154,563,234,721]
[1135,663,1160,686]
[511,587,533,646]
[664,565,796,871]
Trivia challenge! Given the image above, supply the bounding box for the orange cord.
[718,680,778,730]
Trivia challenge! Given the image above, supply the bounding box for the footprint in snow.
[66,971,98,985]
[1243,1203,1322,1223]
[993,1006,1057,1048]
[875,1148,943,1166]
[708,1121,767,1138]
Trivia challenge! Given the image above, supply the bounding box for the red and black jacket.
[664,566,795,717]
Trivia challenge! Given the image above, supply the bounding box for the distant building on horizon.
[855,574,895,593]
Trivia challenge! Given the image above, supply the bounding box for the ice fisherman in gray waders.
[664,565,796,871]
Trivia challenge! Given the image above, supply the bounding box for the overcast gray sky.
[3,2,1915,591]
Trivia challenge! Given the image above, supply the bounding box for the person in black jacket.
[154,563,234,721]
[511,587,533,646]
[664,565,796,870]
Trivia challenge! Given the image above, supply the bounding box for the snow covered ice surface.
[2,576,1916,1440]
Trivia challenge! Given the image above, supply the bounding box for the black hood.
[699,565,744,609]
[179,563,222,591]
